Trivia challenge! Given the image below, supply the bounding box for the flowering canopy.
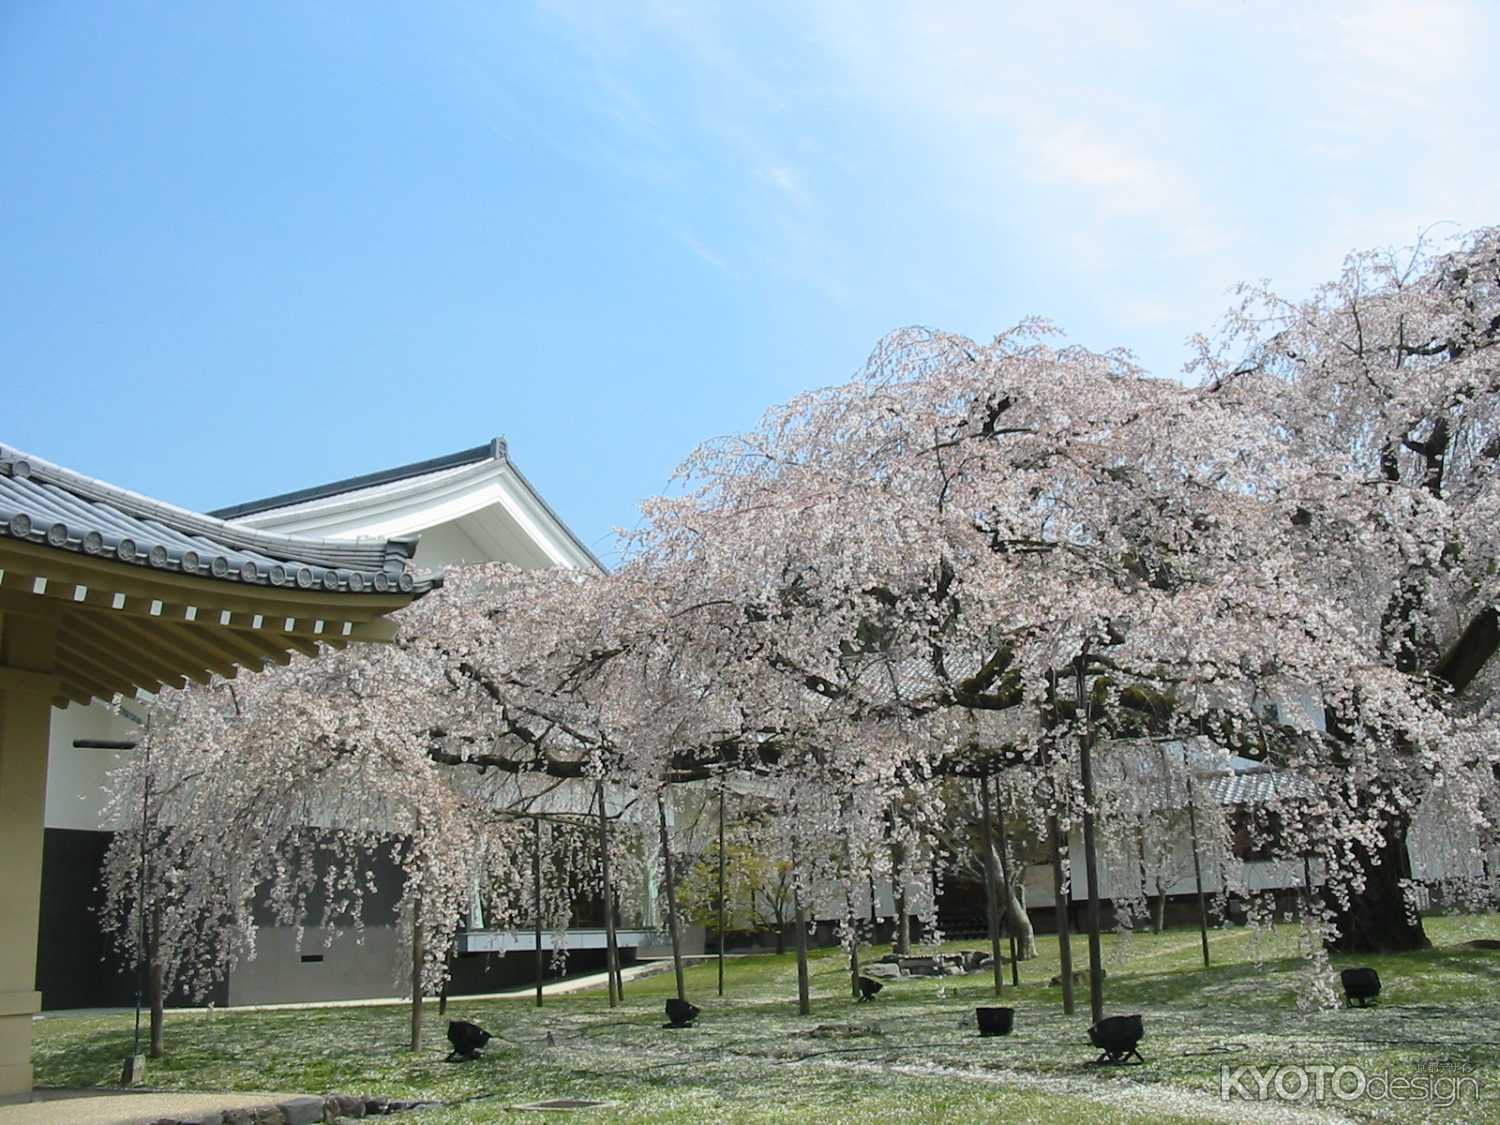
[104,230,1500,1001]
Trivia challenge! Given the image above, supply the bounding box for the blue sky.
[4,2,1497,565]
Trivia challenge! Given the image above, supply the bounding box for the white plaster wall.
[43,702,139,831]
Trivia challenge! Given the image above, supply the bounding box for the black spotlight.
[446,1019,493,1061]
[1088,1014,1145,1065]
[857,976,884,1002]
[1340,967,1381,1008]
[975,1006,1015,1037]
[664,998,700,1028]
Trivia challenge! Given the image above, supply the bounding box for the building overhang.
[0,444,440,708]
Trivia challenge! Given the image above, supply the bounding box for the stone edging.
[147,1092,437,1124]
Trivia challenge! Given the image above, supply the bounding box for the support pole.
[656,793,687,1003]
[978,770,1004,996]
[1186,774,1211,969]
[1048,812,1075,1015]
[596,781,621,1007]
[137,743,153,1060]
[1077,660,1105,1025]
[717,780,727,998]
[533,816,544,1009]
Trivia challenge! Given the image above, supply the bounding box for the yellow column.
[0,609,59,1103]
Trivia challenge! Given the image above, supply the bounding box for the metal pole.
[717,779,727,998]
[1048,811,1074,1015]
[596,781,621,1006]
[533,816,544,1008]
[1077,660,1105,1025]
[656,793,687,1003]
[1186,774,1211,969]
[133,744,150,1059]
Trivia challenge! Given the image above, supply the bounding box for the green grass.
[33,914,1500,1123]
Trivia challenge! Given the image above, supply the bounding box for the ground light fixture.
[1340,967,1381,1007]
[664,998,700,1028]
[1087,1014,1145,1064]
[445,1020,493,1061]
[857,977,884,1001]
[975,1006,1015,1037]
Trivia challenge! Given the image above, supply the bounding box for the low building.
[36,438,673,1010]
[2,442,432,1100]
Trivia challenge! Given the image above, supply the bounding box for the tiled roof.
[0,445,441,596]
[209,436,606,573]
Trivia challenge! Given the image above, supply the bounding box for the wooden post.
[1185,773,1211,969]
[533,816,544,1008]
[978,770,1004,996]
[993,775,1021,985]
[596,781,621,1007]
[656,793,687,1003]
[717,780,727,998]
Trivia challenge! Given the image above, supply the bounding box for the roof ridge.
[209,439,506,520]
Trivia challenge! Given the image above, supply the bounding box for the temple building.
[0,442,435,1102]
[34,439,662,1014]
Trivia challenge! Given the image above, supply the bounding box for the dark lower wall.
[37,828,226,1011]
[36,828,134,1010]
[225,927,637,1006]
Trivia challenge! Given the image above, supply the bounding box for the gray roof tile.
[0,444,441,597]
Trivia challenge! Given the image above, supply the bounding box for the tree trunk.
[147,904,164,1059]
[845,881,861,1001]
[597,781,622,1007]
[409,903,425,1052]
[794,896,811,1016]
[1328,811,1429,953]
[993,782,1036,963]
[656,795,687,1003]
[978,773,1004,996]
[791,831,810,1015]
[890,818,911,954]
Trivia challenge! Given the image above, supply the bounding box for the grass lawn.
[33,913,1500,1123]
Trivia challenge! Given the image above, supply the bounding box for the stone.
[1049,968,1106,987]
[279,1097,327,1125]
[333,1095,364,1118]
[863,963,901,979]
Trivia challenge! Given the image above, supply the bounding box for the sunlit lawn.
[33,914,1500,1123]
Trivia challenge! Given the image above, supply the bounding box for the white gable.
[221,444,602,574]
